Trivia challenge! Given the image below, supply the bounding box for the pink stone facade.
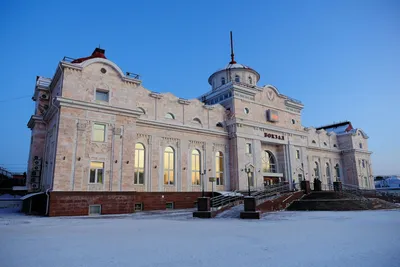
[26,48,374,196]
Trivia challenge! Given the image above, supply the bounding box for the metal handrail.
[210,190,243,210]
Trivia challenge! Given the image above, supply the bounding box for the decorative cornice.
[57,97,142,118]
[178,98,190,105]
[149,92,163,99]
[137,119,227,137]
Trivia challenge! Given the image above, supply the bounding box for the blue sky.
[0,0,399,175]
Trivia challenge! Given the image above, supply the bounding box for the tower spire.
[229,31,237,64]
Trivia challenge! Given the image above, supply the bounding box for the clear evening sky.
[0,0,398,175]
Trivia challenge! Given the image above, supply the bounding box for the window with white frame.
[164,147,175,185]
[90,161,104,183]
[295,150,300,159]
[262,151,276,173]
[134,143,145,185]
[246,143,252,154]
[95,89,109,102]
[215,151,224,185]
[314,162,320,178]
[191,149,201,185]
[335,163,340,179]
[93,123,106,142]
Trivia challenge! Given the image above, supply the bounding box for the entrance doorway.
[263,176,280,186]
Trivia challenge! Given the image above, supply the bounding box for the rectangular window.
[362,160,365,168]
[134,144,145,185]
[90,161,104,184]
[166,202,174,209]
[295,150,300,159]
[134,203,143,212]
[215,152,224,186]
[359,143,363,149]
[89,205,101,215]
[95,90,109,102]
[93,123,106,142]
[246,143,252,154]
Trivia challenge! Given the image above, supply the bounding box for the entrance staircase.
[287,183,399,211]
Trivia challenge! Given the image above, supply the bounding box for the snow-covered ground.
[1,209,399,267]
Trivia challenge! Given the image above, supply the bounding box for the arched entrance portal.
[262,150,280,186]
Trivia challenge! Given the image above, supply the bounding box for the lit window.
[191,150,201,185]
[164,147,175,185]
[235,75,240,82]
[246,143,252,154]
[93,123,106,142]
[95,90,109,102]
[134,143,145,185]
[262,151,276,173]
[165,113,175,119]
[248,76,252,85]
[221,77,225,85]
[215,151,224,185]
[296,150,300,159]
[90,162,104,183]
[244,108,249,114]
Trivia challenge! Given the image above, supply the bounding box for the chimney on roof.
[92,47,105,56]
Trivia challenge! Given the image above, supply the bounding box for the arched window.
[235,75,240,82]
[221,77,225,85]
[193,118,202,125]
[312,140,316,144]
[164,147,175,185]
[191,150,201,185]
[216,122,223,128]
[262,151,276,173]
[134,143,145,184]
[326,163,330,177]
[138,107,146,114]
[314,162,320,178]
[215,151,224,185]
[165,113,175,119]
[248,76,253,85]
[335,163,340,179]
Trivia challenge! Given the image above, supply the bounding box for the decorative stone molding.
[149,92,163,99]
[161,137,179,148]
[77,121,87,131]
[178,98,190,105]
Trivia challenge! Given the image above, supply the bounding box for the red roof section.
[71,48,106,63]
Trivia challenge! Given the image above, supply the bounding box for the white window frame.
[215,151,224,186]
[89,161,104,184]
[92,123,106,142]
[134,143,145,185]
[95,89,109,103]
[191,149,201,185]
[163,147,175,185]
[246,143,252,154]
[134,203,143,212]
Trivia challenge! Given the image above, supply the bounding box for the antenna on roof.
[229,31,237,64]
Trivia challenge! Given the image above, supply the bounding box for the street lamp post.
[200,169,206,197]
[245,168,252,196]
